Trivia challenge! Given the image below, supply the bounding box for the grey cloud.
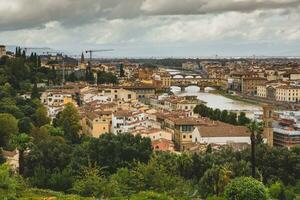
[0,0,299,31]
[141,0,300,15]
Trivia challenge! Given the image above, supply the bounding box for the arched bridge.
[171,78,227,91]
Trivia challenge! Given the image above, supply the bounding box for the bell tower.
[262,104,273,147]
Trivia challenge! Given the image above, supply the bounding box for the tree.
[247,120,263,178]
[238,112,250,125]
[97,71,117,85]
[12,133,32,175]
[86,133,152,174]
[129,191,170,200]
[0,113,18,148]
[220,110,228,122]
[24,137,73,190]
[120,64,125,77]
[0,164,19,199]
[32,105,50,127]
[72,167,112,198]
[31,82,40,99]
[57,103,81,143]
[18,117,33,134]
[269,181,286,200]
[224,177,268,200]
[227,112,237,125]
[199,164,232,198]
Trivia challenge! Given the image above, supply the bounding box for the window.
[128,94,132,99]
[183,135,186,139]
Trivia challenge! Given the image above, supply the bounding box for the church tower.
[262,104,273,147]
[80,52,85,64]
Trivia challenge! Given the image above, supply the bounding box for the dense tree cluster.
[97,71,118,85]
[194,104,251,125]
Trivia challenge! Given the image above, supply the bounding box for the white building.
[111,110,147,134]
[41,90,75,119]
[191,122,251,145]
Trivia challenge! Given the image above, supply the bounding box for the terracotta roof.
[198,122,250,137]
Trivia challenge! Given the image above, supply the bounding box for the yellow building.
[276,85,300,102]
[85,111,112,138]
[241,77,267,95]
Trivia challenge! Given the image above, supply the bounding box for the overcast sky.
[1,0,300,58]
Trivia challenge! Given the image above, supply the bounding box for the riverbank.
[210,90,261,105]
[211,90,296,110]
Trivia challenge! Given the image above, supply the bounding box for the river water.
[167,69,262,118]
[171,86,261,112]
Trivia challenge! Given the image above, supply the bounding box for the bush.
[0,164,19,199]
[224,177,268,200]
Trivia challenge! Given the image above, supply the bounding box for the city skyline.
[1,0,300,57]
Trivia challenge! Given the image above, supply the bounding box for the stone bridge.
[170,74,202,79]
[171,78,227,91]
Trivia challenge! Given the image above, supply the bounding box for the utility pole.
[251,131,256,178]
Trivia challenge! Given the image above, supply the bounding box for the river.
[167,69,262,118]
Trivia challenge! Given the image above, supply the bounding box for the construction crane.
[85,49,114,61]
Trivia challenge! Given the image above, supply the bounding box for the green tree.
[199,165,232,198]
[72,167,112,198]
[224,177,268,200]
[238,112,251,125]
[0,113,18,148]
[129,191,170,200]
[0,164,19,199]
[87,133,152,173]
[57,103,81,143]
[227,112,237,125]
[18,117,33,134]
[24,137,73,191]
[31,82,40,99]
[32,105,50,127]
[12,133,32,175]
[220,110,229,122]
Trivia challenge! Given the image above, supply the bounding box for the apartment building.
[276,85,300,102]
[85,111,112,137]
[241,77,267,95]
[111,109,147,134]
[41,90,77,118]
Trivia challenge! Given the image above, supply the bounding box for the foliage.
[111,158,195,199]
[31,104,50,127]
[0,164,19,199]
[72,167,113,198]
[194,104,250,125]
[199,164,232,198]
[86,133,152,174]
[12,133,32,175]
[18,117,33,134]
[56,103,81,143]
[269,182,296,200]
[224,177,268,200]
[97,71,118,84]
[0,113,18,148]
[129,191,170,200]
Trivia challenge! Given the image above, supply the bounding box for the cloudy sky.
[0,0,300,58]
